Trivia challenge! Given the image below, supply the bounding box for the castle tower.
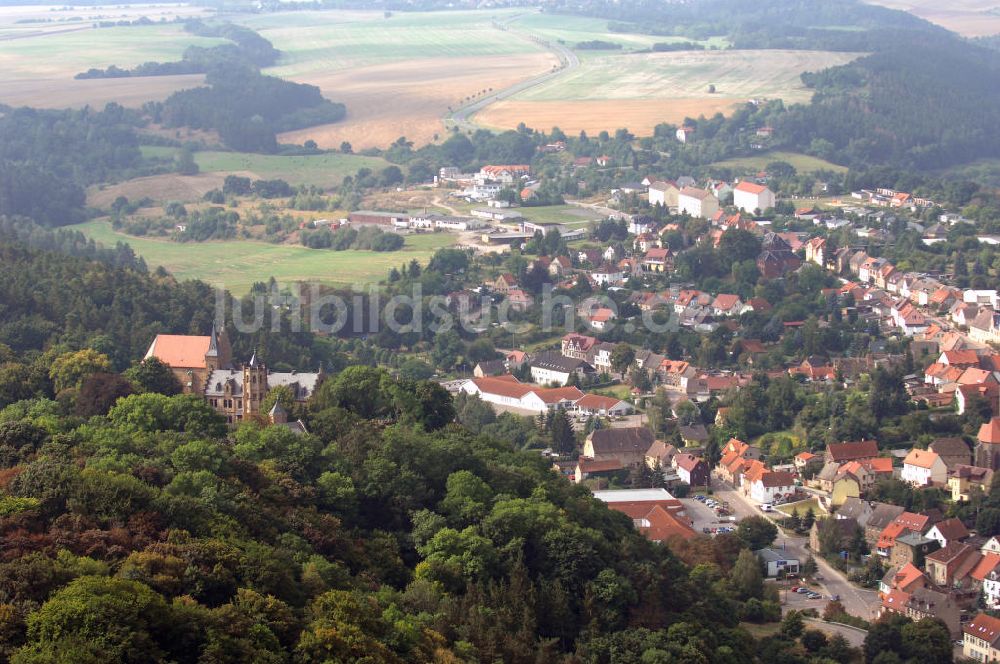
[242,351,268,416]
[204,324,233,371]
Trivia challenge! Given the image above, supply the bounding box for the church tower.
[242,351,268,416]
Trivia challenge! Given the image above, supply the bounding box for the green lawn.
[140,147,389,188]
[236,9,540,77]
[73,220,457,294]
[777,498,821,517]
[519,205,603,225]
[712,150,849,174]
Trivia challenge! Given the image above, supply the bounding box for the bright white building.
[901,448,948,486]
[733,181,776,213]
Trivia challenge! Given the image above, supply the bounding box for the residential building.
[648,180,680,208]
[748,471,796,504]
[757,232,802,278]
[678,187,719,219]
[949,465,994,502]
[826,440,879,464]
[574,393,633,417]
[574,457,624,484]
[529,351,596,386]
[584,427,656,468]
[925,518,971,548]
[929,437,973,470]
[674,453,709,488]
[974,556,1000,610]
[926,542,981,589]
[805,237,826,267]
[561,333,599,360]
[733,181,775,213]
[864,503,906,546]
[964,613,1000,661]
[901,448,948,486]
[889,532,938,569]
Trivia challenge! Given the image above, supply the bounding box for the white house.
[676,127,695,143]
[924,518,970,548]
[749,471,796,504]
[590,266,625,286]
[901,448,948,486]
[677,187,719,219]
[574,393,634,417]
[978,558,1000,610]
[733,181,776,213]
[529,352,595,386]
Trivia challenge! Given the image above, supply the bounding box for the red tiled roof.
[972,553,1000,581]
[894,562,926,591]
[980,417,1000,445]
[882,588,910,611]
[966,613,1000,645]
[145,334,211,369]
[640,504,696,542]
[735,181,768,194]
[535,386,586,404]
[577,457,624,474]
[904,448,941,470]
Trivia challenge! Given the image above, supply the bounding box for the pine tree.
[550,409,576,455]
[803,506,816,530]
[788,508,802,532]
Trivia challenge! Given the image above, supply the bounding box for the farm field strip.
[72,219,458,294]
[513,49,863,102]
[711,151,849,174]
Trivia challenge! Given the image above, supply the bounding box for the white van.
[761,504,773,512]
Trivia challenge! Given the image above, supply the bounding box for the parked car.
[828,595,840,601]
[795,588,810,594]
[791,586,801,592]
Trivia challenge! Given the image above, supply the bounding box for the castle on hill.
[144,327,323,426]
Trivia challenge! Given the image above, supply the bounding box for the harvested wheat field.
[278,53,557,150]
[0,74,206,109]
[87,172,245,208]
[476,98,745,136]
[477,49,861,136]
[865,0,1000,36]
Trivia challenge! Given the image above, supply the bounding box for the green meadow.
[140,147,390,188]
[74,220,458,294]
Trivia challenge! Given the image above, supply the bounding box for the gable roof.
[640,504,696,542]
[827,440,879,462]
[904,448,942,470]
[894,562,927,591]
[145,334,211,369]
[929,437,971,459]
[590,427,655,455]
[735,181,768,195]
[674,453,704,472]
[759,471,796,488]
[972,553,1000,581]
[678,186,713,201]
[966,613,1000,646]
[925,541,975,565]
[575,393,625,411]
[867,503,906,530]
[930,517,970,543]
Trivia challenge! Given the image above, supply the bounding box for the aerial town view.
[4,0,1000,661]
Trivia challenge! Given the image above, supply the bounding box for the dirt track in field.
[276,53,557,150]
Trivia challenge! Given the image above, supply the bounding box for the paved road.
[803,618,867,648]
[711,482,880,621]
[445,18,580,133]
